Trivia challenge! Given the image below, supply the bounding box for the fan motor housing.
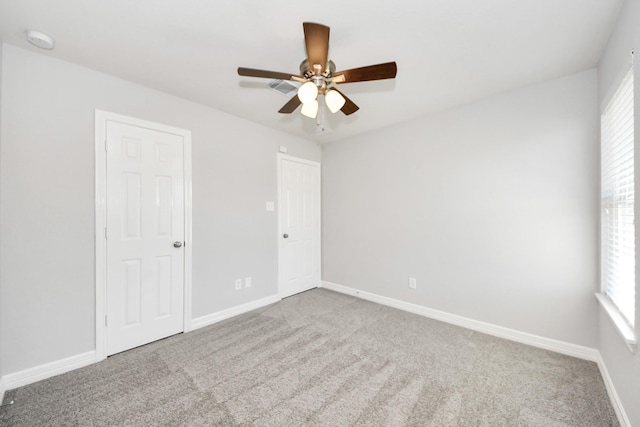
[300,59,336,79]
[300,59,335,94]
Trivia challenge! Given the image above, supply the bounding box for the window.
[600,65,635,346]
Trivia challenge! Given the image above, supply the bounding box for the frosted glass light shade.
[301,100,319,118]
[297,81,318,104]
[325,89,346,113]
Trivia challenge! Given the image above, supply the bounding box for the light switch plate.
[266,201,275,211]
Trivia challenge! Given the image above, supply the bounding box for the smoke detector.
[26,30,54,50]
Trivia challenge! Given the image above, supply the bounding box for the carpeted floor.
[0,288,619,426]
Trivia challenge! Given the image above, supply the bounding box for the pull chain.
[316,95,327,132]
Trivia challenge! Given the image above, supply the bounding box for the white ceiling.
[0,0,624,143]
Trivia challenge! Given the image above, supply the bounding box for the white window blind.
[601,66,635,329]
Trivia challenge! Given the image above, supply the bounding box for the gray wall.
[322,70,600,348]
[0,41,3,382]
[597,0,640,424]
[0,43,320,374]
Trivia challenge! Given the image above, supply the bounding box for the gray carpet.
[0,288,619,426]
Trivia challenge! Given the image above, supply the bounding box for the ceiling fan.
[237,22,397,119]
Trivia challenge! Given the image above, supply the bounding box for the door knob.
[283,234,289,238]
[173,241,183,248]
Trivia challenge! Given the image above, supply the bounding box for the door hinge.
[104,227,107,239]
[105,315,108,327]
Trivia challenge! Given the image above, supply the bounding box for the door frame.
[277,153,321,298]
[94,110,193,361]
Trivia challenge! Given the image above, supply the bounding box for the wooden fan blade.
[303,22,330,74]
[334,62,397,84]
[238,67,302,81]
[332,89,359,115]
[278,95,302,114]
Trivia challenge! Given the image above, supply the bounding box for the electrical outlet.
[409,277,417,289]
[245,277,252,288]
[235,279,242,290]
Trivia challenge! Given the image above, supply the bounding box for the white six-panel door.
[278,155,321,298]
[105,121,185,355]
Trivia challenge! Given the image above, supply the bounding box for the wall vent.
[269,80,300,96]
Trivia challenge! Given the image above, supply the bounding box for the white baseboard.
[0,286,629,426]
[596,353,632,427]
[321,281,599,362]
[0,375,6,404]
[321,281,634,423]
[3,351,97,391]
[1,295,280,394]
[190,294,281,331]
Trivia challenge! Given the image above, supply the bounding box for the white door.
[278,155,321,298]
[106,121,185,355]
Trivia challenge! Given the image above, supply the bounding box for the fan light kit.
[26,30,55,50]
[238,22,397,119]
